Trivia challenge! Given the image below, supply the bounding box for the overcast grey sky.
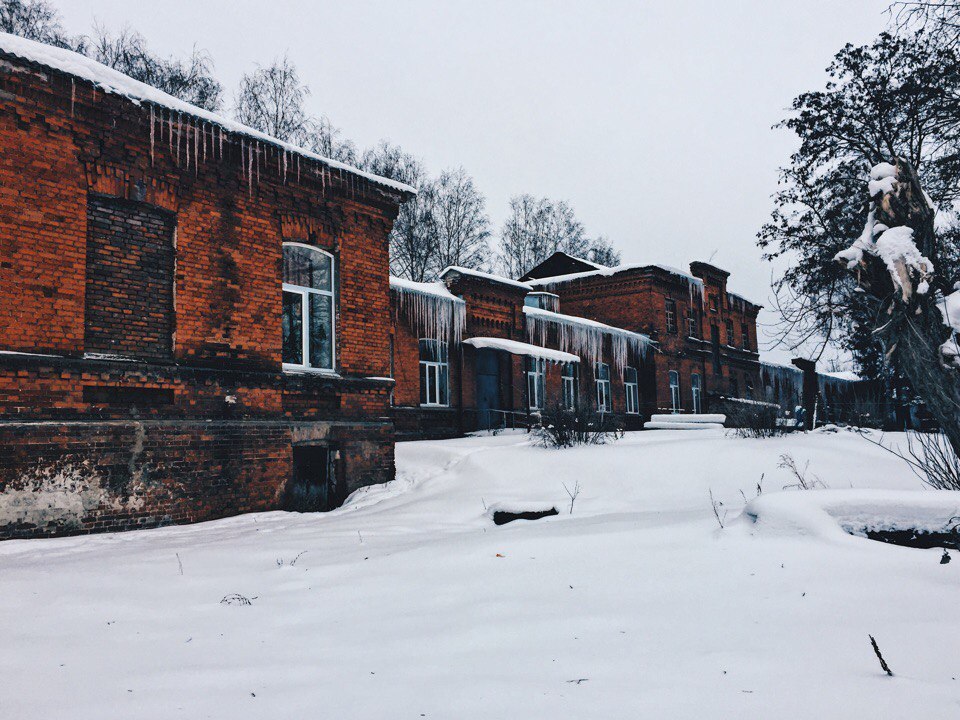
[62,0,892,363]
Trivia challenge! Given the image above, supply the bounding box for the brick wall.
[84,195,176,362]
[0,51,408,539]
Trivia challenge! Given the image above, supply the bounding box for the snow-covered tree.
[90,25,222,111]
[759,32,960,375]
[431,167,491,273]
[835,158,960,455]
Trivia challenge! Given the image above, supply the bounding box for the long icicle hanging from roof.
[391,280,466,344]
[524,308,651,374]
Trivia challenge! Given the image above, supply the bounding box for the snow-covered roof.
[390,276,465,343]
[0,32,415,196]
[389,276,463,304]
[463,337,579,363]
[821,370,861,383]
[441,266,533,291]
[727,290,762,309]
[522,307,651,345]
[526,262,706,290]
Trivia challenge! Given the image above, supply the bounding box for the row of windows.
[664,298,751,349]
[667,370,703,414]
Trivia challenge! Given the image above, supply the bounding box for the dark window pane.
[439,364,449,405]
[282,291,303,365]
[308,293,333,369]
[419,362,429,404]
[283,245,332,290]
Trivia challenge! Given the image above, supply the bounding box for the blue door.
[475,349,501,429]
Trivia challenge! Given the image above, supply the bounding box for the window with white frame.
[624,366,639,414]
[419,339,449,406]
[669,370,681,413]
[282,243,335,371]
[691,372,702,414]
[595,362,612,412]
[526,357,546,410]
[561,362,578,410]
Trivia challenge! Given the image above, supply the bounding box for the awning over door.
[462,337,579,364]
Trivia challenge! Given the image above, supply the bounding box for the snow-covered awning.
[523,306,652,373]
[390,276,465,343]
[463,337,579,364]
[0,32,415,196]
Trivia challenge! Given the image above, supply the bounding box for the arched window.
[282,243,335,371]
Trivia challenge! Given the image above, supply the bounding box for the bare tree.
[90,25,222,111]
[892,1,960,46]
[359,141,437,281]
[307,114,357,164]
[431,167,491,273]
[586,235,621,267]
[0,0,78,49]
[496,195,589,277]
[234,54,311,141]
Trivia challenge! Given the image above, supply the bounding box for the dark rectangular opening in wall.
[285,445,336,512]
[84,194,175,363]
[82,385,175,407]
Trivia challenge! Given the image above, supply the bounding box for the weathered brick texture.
[0,49,409,539]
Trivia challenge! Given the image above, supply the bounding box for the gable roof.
[519,251,608,281]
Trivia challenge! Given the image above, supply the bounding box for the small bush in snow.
[723,401,787,439]
[533,404,623,449]
[861,430,960,492]
[778,454,827,490]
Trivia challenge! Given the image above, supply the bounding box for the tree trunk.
[859,158,960,455]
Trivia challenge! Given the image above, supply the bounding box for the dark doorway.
[285,446,335,512]
[710,324,721,374]
[475,348,501,429]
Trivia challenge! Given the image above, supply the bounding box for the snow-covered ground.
[1,429,958,719]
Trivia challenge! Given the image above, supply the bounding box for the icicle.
[392,280,466,343]
[203,123,208,163]
[194,120,199,173]
[70,79,75,117]
[241,137,246,181]
[185,123,191,171]
[523,308,651,375]
[283,150,288,184]
[167,110,173,154]
[297,155,301,184]
[149,105,155,166]
[176,113,182,166]
[218,126,223,160]
[256,142,260,186]
[247,144,254,197]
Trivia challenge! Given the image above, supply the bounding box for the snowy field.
[1,429,958,719]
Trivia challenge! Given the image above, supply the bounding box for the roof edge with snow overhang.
[463,337,579,364]
[0,32,415,197]
[440,266,533,291]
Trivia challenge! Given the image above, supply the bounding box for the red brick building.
[390,267,655,437]
[0,36,413,538]
[523,253,763,414]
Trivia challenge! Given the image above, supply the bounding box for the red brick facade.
[0,48,410,538]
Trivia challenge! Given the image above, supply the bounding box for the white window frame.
[419,339,449,407]
[561,362,578,410]
[669,370,681,413]
[282,242,336,373]
[665,298,677,334]
[691,372,702,414]
[624,366,639,415]
[527,357,546,410]
[595,362,611,413]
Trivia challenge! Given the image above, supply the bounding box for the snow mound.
[649,413,725,424]
[741,489,960,542]
[643,421,724,430]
